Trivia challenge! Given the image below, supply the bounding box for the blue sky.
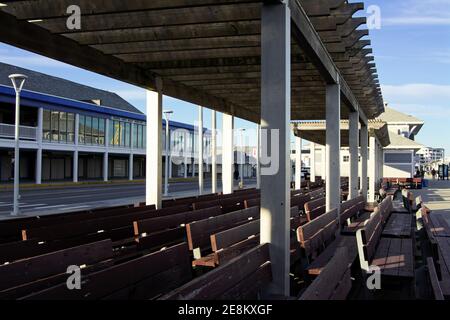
[0,0,449,151]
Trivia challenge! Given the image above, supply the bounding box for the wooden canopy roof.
[0,0,383,123]
[292,119,390,147]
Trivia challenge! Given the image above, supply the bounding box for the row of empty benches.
[2,178,433,300]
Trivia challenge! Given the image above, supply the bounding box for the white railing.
[0,123,37,140]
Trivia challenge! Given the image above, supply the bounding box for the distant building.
[377,106,424,178]
[416,147,446,169]
[0,63,261,184]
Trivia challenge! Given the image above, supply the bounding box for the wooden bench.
[356,209,414,279]
[339,195,366,227]
[304,197,326,222]
[0,239,113,299]
[133,206,223,252]
[426,257,445,300]
[296,209,338,262]
[209,207,302,267]
[21,242,192,300]
[186,206,260,266]
[299,247,352,300]
[159,244,271,300]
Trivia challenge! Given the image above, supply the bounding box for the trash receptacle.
[422,179,428,188]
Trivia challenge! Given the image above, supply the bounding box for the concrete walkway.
[416,179,450,212]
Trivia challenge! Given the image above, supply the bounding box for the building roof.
[378,107,424,125]
[385,130,424,151]
[0,62,142,114]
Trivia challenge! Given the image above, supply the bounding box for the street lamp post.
[239,128,246,188]
[9,74,27,216]
[163,110,173,196]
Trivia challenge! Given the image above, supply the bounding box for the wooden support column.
[360,124,368,201]
[260,1,291,297]
[326,83,341,214]
[211,111,217,194]
[310,142,316,182]
[295,137,302,189]
[222,113,234,195]
[198,106,204,195]
[256,123,261,189]
[146,87,163,209]
[349,111,359,199]
[368,135,376,203]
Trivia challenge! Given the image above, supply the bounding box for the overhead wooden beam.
[0,10,258,122]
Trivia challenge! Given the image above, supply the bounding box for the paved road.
[0,178,257,218]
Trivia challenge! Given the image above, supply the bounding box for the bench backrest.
[22,242,192,300]
[307,188,324,199]
[299,247,351,300]
[0,239,113,294]
[304,197,326,221]
[296,209,338,258]
[339,196,365,225]
[186,206,259,251]
[159,243,271,300]
[134,206,222,236]
[378,196,393,224]
[427,257,444,300]
[291,194,311,214]
[356,209,383,271]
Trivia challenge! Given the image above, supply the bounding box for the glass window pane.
[92,117,99,144]
[138,125,143,149]
[59,112,67,142]
[67,113,74,142]
[85,116,92,144]
[125,122,131,147]
[43,110,51,141]
[143,125,146,148]
[51,111,59,142]
[113,120,120,146]
[132,123,138,148]
[98,118,105,145]
[79,115,85,144]
[109,119,114,146]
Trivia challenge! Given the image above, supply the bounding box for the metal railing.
[0,123,37,140]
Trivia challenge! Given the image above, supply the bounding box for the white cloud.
[0,54,69,68]
[382,83,450,117]
[381,0,450,26]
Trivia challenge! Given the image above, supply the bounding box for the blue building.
[0,62,210,183]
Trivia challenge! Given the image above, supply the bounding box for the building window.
[43,110,51,141]
[98,118,105,145]
[43,109,74,143]
[79,115,85,144]
[67,113,74,142]
[85,116,92,144]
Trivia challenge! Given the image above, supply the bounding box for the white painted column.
[129,123,134,181]
[222,113,234,194]
[360,124,368,201]
[349,111,359,199]
[211,111,217,194]
[103,152,108,182]
[256,124,261,189]
[321,145,326,181]
[310,142,316,182]
[73,113,79,183]
[73,150,78,183]
[295,136,302,189]
[260,2,291,296]
[146,88,163,208]
[368,135,376,203]
[325,83,341,214]
[198,106,204,195]
[35,107,43,184]
[129,153,134,181]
